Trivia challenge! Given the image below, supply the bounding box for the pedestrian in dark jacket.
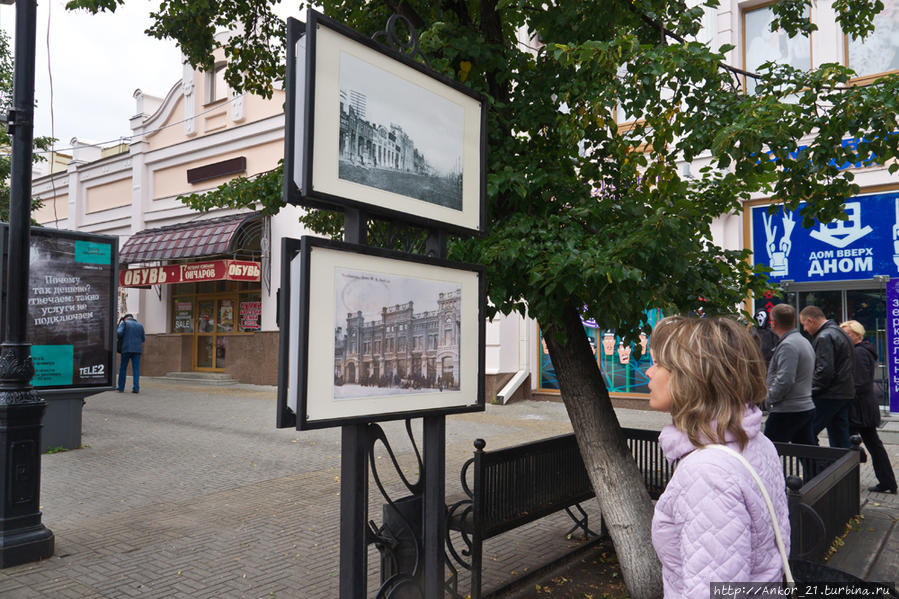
[840,321,897,494]
[117,313,146,394]
[751,309,779,368]
[799,306,854,448]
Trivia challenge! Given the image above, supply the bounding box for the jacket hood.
[658,405,763,463]
[858,338,878,360]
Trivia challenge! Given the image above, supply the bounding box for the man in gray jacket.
[764,304,817,445]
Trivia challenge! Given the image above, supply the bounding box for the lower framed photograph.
[288,236,485,429]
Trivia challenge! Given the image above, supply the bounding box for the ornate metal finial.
[372,14,431,68]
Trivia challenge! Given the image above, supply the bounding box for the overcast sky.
[0,0,186,154]
[0,1,299,156]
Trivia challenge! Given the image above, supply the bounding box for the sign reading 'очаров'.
[119,259,261,287]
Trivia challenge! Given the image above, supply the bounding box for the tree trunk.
[541,304,663,599]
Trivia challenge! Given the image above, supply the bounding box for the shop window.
[172,297,194,333]
[538,309,663,395]
[238,293,262,332]
[217,298,235,332]
[743,4,811,93]
[846,0,899,78]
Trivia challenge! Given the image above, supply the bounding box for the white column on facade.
[230,89,245,123]
[182,60,198,136]
[65,161,83,231]
[128,94,153,325]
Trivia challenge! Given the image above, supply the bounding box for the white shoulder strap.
[696,444,794,585]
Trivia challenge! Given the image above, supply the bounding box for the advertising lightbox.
[1,225,118,393]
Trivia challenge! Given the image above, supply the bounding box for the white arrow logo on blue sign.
[809,202,872,248]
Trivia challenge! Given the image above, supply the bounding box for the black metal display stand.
[278,9,488,597]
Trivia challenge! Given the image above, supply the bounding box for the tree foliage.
[65,1,899,596]
[0,30,53,224]
[114,0,899,338]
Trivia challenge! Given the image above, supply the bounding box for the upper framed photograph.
[287,236,486,430]
[284,11,487,236]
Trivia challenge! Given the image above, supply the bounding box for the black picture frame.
[287,235,485,430]
[284,10,488,237]
[0,224,118,395]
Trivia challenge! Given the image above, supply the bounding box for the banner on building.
[0,225,118,392]
[750,190,899,283]
[119,259,261,287]
[884,280,899,412]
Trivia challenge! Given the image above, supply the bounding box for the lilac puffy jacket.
[651,406,790,599]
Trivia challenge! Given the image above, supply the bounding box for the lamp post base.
[0,401,55,568]
[0,525,54,568]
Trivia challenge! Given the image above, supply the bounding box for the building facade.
[31,4,897,409]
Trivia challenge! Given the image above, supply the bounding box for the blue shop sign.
[751,190,899,283]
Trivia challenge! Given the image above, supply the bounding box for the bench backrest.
[473,434,593,538]
[466,429,858,561]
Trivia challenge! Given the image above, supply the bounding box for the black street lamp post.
[0,0,55,567]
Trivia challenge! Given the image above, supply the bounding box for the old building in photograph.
[338,290,461,390]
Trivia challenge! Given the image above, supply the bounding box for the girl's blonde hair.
[650,315,767,450]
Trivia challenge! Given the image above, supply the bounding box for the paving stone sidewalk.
[0,379,894,598]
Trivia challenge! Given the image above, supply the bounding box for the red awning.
[118,212,261,265]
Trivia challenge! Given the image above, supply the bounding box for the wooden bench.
[444,429,859,599]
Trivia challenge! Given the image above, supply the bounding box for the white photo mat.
[304,245,481,423]
[307,24,483,232]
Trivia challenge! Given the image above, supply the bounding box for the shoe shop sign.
[119,259,261,287]
[751,190,899,283]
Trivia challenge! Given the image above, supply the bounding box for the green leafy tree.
[66,1,899,596]
[0,30,53,224]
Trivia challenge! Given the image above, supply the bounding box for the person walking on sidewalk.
[764,304,817,445]
[799,306,855,448]
[117,313,146,394]
[648,316,790,597]
[840,320,897,494]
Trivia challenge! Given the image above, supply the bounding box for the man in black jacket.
[799,305,855,448]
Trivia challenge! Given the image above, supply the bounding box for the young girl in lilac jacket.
[648,316,790,598]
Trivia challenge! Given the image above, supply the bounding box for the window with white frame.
[206,63,228,104]
[846,0,899,78]
[743,3,811,93]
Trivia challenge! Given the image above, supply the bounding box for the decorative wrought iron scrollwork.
[445,458,474,597]
[368,420,426,598]
[372,14,431,68]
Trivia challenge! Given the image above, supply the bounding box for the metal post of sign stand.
[422,230,448,598]
[339,209,369,599]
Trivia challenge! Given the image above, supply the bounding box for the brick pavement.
[0,379,893,598]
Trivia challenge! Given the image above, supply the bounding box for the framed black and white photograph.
[284,11,487,236]
[288,236,485,429]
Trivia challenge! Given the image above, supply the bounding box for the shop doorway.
[194,295,237,371]
[171,281,261,373]
[780,280,889,407]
